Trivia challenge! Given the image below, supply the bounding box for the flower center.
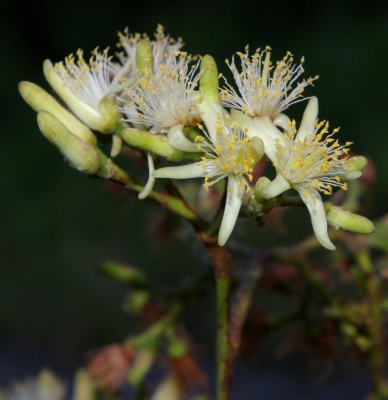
[196,120,262,190]
[275,120,352,195]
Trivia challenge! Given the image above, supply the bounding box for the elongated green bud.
[37,111,101,174]
[324,203,375,234]
[199,55,220,104]
[120,128,200,161]
[18,81,97,146]
[136,40,154,77]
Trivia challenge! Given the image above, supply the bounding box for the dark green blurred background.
[2,0,388,379]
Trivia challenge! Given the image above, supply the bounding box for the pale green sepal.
[200,55,220,105]
[249,177,275,217]
[138,153,156,199]
[272,113,291,131]
[111,134,122,157]
[153,163,205,179]
[324,203,375,234]
[136,40,154,76]
[260,173,291,199]
[296,96,318,141]
[37,111,101,174]
[167,125,198,152]
[301,188,335,250]
[18,81,97,146]
[218,176,245,246]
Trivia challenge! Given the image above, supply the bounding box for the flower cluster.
[19,25,366,249]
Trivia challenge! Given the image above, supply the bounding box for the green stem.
[355,249,387,399]
[229,260,261,356]
[203,242,233,400]
[97,150,206,229]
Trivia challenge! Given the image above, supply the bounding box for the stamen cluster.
[275,120,351,197]
[221,46,318,118]
[196,117,257,191]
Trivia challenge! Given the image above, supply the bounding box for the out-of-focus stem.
[355,249,387,399]
[201,240,233,400]
[230,260,261,356]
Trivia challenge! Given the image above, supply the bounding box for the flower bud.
[249,177,275,216]
[18,81,97,146]
[37,111,101,174]
[324,202,375,234]
[136,40,154,77]
[200,55,220,104]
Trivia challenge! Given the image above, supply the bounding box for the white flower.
[44,47,120,133]
[221,46,318,129]
[121,51,200,136]
[235,97,360,250]
[153,98,264,246]
[121,50,202,198]
[120,51,202,200]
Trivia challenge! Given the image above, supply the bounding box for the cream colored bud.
[324,202,375,234]
[19,81,97,146]
[250,136,264,162]
[37,111,101,174]
[136,40,154,77]
[200,55,220,104]
[348,155,368,172]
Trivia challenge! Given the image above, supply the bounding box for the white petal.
[43,60,107,132]
[218,176,245,246]
[261,173,291,199]
[193,95,225,144]
[138,153,156,199]
[230,111,280,165]
[298,188,336,250]
[296,96,318,141]
[253,116,285,143]
[167,125,198,152]
[272,113,291,131]
[153,163,205,179]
